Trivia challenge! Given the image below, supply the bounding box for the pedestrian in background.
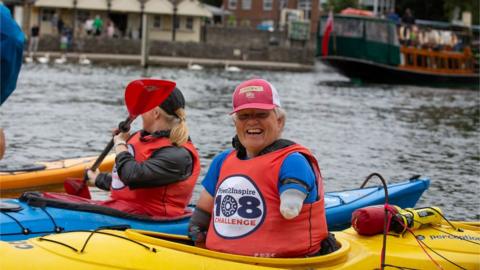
[84,17,94,35]
[29,25,40,55]
[93,15,103,36]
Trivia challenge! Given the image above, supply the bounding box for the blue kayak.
[0,176,429,241]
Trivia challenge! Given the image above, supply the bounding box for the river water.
[1,62,479,220]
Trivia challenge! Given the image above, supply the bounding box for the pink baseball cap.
[231,78,281,114]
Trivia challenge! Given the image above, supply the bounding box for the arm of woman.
[114,146,193,189]
[187,150,229,246]
[188,189,213,246]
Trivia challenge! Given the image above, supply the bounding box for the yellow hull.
[1,221,478,269]
[0,154,115,191]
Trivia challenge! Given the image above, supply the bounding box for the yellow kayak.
[0,154,115,191]
[1,221,478,269]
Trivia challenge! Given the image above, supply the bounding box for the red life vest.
[205,144,328,257]
[108,132,200,217]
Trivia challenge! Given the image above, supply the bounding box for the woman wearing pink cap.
[188,78,336,258]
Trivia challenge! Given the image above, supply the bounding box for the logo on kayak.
[213,175,265,239]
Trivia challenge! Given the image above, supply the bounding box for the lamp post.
[138,0,149,67]
[169,0,180,42]
[23,0,36,36]
[72,0,77,44]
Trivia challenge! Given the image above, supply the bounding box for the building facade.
[222,0,321,36]
[5,0,212,42]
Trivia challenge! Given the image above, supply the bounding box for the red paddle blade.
[64,178,91,199]
[125,79,176,118]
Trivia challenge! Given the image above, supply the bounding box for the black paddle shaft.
[87,116,133,177]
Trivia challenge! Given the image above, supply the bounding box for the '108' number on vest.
[215,195,262,219]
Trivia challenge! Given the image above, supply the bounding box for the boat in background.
[0,177,429,240]
[0,155,115,192]
[317,14,479,89]
[0,220,478,269]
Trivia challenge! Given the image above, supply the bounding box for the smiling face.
[234,108,285,158]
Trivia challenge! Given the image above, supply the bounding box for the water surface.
[1,62,478,220]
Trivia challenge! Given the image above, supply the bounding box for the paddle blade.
[125,79,176,118]
[64,178,91,199]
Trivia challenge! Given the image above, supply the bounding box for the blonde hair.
[160,107,189,146]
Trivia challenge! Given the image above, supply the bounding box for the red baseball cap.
[231,78,281,114]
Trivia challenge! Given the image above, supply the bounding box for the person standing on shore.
[93,15,103,36]
[29,25,40,55]
[84,17,94,36]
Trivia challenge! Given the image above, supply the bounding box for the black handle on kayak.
[84,116,133,181]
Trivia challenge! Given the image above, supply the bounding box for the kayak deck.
[1,221,478,269]
[0,154,115,191]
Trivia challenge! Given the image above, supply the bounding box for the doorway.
[108,12,127,37]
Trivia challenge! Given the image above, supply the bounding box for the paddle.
[64,79,176,198]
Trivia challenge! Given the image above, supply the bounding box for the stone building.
[221,0,321,37]
[5,0,212,42]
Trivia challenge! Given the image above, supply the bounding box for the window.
[298,0,311,19]
[328,17,363,38]
[365,21,389,43]
[279,0,288,10]
[242,0,252,10]
[240,19,251,27]
[263,0,272,10]
[228,0,237,9]
[41,8,55,22]
[186,17,193,30]
[153,15,161,29]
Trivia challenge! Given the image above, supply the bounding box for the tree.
[324,0,359,13]
[397,0,478,25]
[443,0,479,25]
[199,0,223,7]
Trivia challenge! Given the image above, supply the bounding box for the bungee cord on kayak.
[38,229,158,254]
[353,172,478,270]
[0,203,64,237]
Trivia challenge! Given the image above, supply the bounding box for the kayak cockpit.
[124,229,351,267]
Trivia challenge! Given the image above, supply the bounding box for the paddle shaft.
[88,116,133,175]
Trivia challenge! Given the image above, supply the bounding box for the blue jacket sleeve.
[1,4,24,105]
[278,152,318,203]
[201,150,232,196]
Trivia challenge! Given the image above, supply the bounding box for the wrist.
[114,140,127,147]
[114,142,127,153]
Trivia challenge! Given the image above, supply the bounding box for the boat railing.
[400,46,474,74]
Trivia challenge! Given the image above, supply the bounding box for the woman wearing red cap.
[86,88,201,217]
[188,78,335,257]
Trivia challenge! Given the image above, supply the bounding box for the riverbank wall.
[30,26,315,70]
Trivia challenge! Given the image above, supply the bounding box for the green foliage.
[227,15,237,27]
[396,0,479,25]
[443,0,479,25]
[199,0,223,7]
[324,0,359,13]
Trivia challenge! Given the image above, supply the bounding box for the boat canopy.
[317,15,400,66]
